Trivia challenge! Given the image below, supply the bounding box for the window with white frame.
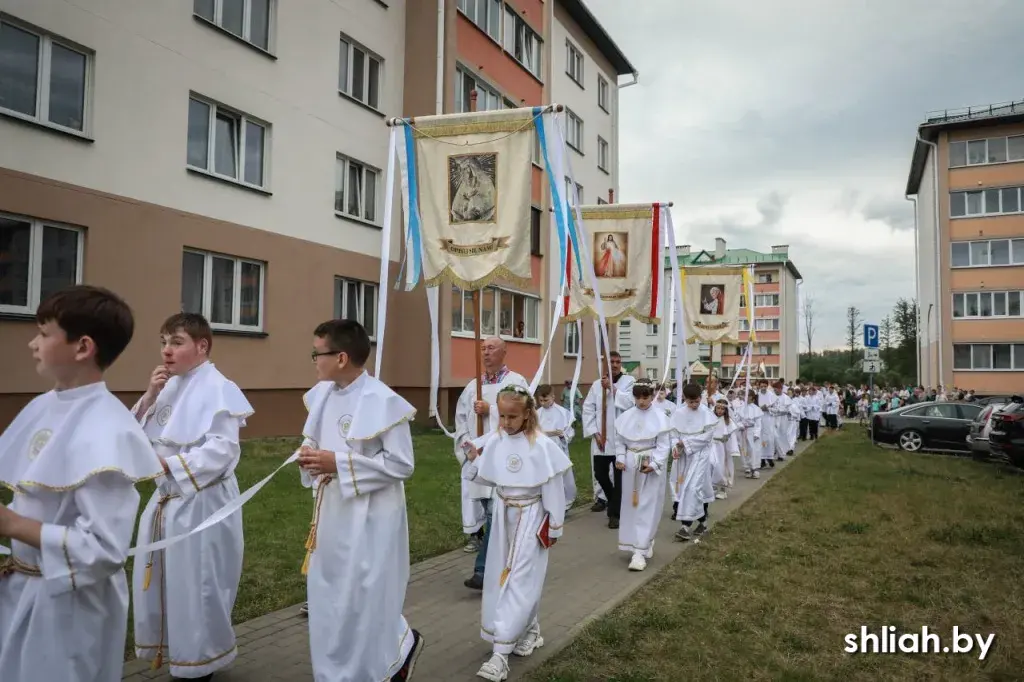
[181,249,265,331]
[953,290,1023,318]
[0,213,82,314]
[530,206,541,256]
[565,109,583,152]
[647,323,659,336]
[193,0,272,51]
[953,343,1024,371]
[187,95,268,188]
[564,177,583,207]
[764,365,780,379]
[455,66,502,113]
[739,294,747,308]
[502,7,542,78]
[0,18,91,133]
[757,344,774,355]
[334,277,377,339]
[698,344,711,361]
[950,186,1023,218]
[566,40,583,85]
[564,321,580,356]
[339,33,382,110]
[646,367,658,380]
[949,135,1024,168]
[739,318,750,331]
[598,75,609,112]
[754,317,780,331]
[754,293,779,307]
[450,285,540,341]
[951,238,1024,267]
[597,136,609,172]
[646,345,659,358]
[457,0,502,41]
[756,273,774,283]
[335,154,379,223]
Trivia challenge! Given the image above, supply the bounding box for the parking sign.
[863,324,879,348]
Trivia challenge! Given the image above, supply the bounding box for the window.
[0,213,82,314]
[739,294,747,308]
[764,365,780,379]
[503,7,542,78]
[193,0,272,51]
[645,367,658,380]
[597,76,609,112]
[950,186,1024,218]
[756,273,774,283]
[597,136,609,172]
[338,34,382,110]
[181,249,265,331]
[597,197,608,205]
[739,319,750,331]
[951,239,1024,267]
[953,343,1024,371]
[646,345,658,358]
[647,323,659,336]
[565,109,583,152]
[564,177,583,207]
[451,285,540,341]
[566,40,584,85]
[754,293,779,307]
[455,66,502,113]
[949,135,1024,168]
[334,277,377,339]
[754,318,780,331]
[457,0,501,41]
[0,18,90,133]
[757,344,774,355]
[187,96,268,188]
[530,206,541,256]
[564,321,580,356]
[952,290,1023,319]
[335,155,379,224]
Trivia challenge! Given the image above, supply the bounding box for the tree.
[880,316,893,353]
[801,295,816,354]
[846,306,862,366]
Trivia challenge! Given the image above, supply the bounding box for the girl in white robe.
[463,386,570,682]
[535,384,577,511]
[613,381,672,572]
[757,382,777,469]
[670,384,719,542]
[654,385,675,419]
[737,390,762,479]
[710,399,738,500]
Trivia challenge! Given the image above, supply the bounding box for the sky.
[584,0,1024,349]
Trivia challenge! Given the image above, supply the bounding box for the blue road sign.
[863,324,879,348]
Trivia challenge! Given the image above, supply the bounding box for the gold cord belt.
[302,475,334,576]
[0,555,42,578]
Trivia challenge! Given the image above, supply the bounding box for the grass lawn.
[529,429,1024,681]
[3,424,595,660]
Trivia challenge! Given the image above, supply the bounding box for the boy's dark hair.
[36,285,134,370]
[682,382,702,400]
[609,351,621,359]
[314,319,371,366]
[161,312,213,353]
[536,384,554,398]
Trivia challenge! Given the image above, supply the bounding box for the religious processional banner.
[564,203,661,324]
[396,108,537,291]
[681,267,744,343]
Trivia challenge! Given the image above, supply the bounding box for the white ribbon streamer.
[374,127,399,373]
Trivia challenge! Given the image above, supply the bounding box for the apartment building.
[401,0,636,420]
[620,239,802,383]
[907,99,1024,394]
[0,0,417,435]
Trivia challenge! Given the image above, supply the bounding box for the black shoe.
[591,499,607,512]
[173,676,212,682]
[608,518,619,529]
[464,573,484,590]
[768,460,775,468]
[391,629,424,681]
[787,450,794,456]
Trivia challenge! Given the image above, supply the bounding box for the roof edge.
[557,0,637,76]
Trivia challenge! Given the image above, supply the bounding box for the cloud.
[585,0,1024,347]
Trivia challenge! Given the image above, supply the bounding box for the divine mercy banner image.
[565,203,661,324]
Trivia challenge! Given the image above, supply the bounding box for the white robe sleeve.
[454,384,474,455]
[652,431,670,474]
[334,422,415,498]
[581,385,600,438]
[614,433,627,466]
[681,427,717,457]
[38,472,139,596]
[613,385,635,412]
[561,411,574,446]
[163,411,241,500]
[296,436,318,489]
[540,474,566,540]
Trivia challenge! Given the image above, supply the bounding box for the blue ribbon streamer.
[535,107,582,286]
[402,124,423,290]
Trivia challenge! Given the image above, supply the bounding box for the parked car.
[988,396,1024,467]
[967,402,1007,463]
[870,401,984,453]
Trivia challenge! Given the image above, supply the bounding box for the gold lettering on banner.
[694,320,732,331]
[582,288,636,301]
[438,236,511,256]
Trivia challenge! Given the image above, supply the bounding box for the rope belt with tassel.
[627,446,654,508]
[495,492,540,587]
[302,475,334,576]
[0,555,42,578]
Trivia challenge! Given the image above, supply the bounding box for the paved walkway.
[123,441,811,681]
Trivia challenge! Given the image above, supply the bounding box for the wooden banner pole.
[470,89,485,435]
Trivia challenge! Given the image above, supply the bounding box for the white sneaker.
[628,552,647,571]
[477,653,510,681]
[714,491,726,500]
[752,471,760,479]
[512,631,544,657]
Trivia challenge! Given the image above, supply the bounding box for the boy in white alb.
[671,383,719,541]
[0,285,165,682]
[757,380,778,469]
[296,320,423,682]
[463,386,570,682]
[131,313,252,680]
[614,380,672,572]
[738,390,762,478]
[654,384,675,419]
[710,399,738,500]
[535,384,576,511]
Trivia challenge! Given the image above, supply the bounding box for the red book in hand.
[536,513,554,549]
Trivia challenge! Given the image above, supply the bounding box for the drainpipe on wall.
[619,71,640,89]
[917,134,943,388]
[906,194,920,386]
